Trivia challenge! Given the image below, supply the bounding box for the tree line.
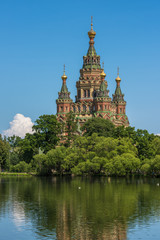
[1,113,160,176]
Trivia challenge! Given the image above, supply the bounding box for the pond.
[0,176,160,240]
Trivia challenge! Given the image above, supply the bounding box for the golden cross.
[64,64,65,74]
[117,66,119,76]
[91,16,93,29]
[102,62,104,69]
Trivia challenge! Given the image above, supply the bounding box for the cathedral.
[56,20,129,127]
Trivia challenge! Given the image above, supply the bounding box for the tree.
[151,137,160,156]
[0,135,10,171]
[34,146,67,175]
[81,118,115,137]
[65,112,78,146]
[104,153,140,176]
[7,135,21,148]
[18,133,38,163]
[33,115,61,153]
[135,129,155,160]
[10,161,31,173]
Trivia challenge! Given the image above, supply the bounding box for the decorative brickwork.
[56,21,129,128]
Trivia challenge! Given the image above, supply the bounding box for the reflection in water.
[0,177,160,240]
[12,201,26,230]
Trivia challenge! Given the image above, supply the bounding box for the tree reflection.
[0,177,160,240]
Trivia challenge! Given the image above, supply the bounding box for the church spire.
[115,67,121,86]
[87,16,97,57]
[60,64,68,93]
[100,62,106,81]
[58,65,71,99]
[83,17,101,70]
[112,67,124,102]
[95,62,109,97]
[88,16,96,46]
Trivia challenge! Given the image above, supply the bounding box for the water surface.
[0,177,160,239]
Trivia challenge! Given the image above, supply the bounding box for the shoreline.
[0,172,36,176]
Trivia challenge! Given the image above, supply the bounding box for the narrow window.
[83,105,86,112]
[78,90,81,99]
[88,90,90,98]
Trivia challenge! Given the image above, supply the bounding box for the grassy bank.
[0,172,36,176]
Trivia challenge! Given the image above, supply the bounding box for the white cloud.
[3,113,34,138]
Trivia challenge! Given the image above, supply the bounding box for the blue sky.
[0,0,160,135]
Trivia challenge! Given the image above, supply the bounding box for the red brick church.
[56,19,129,127]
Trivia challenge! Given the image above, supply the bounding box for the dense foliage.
[1,114,160,176]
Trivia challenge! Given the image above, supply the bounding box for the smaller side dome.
[100,69,106,78]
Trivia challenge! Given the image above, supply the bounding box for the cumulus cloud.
[3,113,34,138]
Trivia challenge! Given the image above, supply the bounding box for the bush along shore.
[0,172,33,176]
[1,113,160,177]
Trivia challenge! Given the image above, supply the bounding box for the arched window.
[78,106,81,112]
[73,106,75,112]
[93,90,96,98]
[88,90,90,98]
[83,105,86,112]
[84,90,86,98]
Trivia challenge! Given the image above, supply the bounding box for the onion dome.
[61,67,67,82]
[115,67,121,82]
[116,75,121,82]
[61,73,67,81]
[100,62,106,79]
[100,69,106,79]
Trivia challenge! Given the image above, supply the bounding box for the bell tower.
[76,17,106,104]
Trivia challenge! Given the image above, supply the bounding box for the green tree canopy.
[65,112,78,146]
[81,118,115,137]
[0,135,10,170]
[33,115,61,153]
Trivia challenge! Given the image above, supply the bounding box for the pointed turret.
[94,63,111,113]
[56,65,72,115]
[112,67,124,102]
[96,65,109,97]
[112,67,128,119]
[83,17,101,70]
[87,16,97,57]
[58,65,71,99]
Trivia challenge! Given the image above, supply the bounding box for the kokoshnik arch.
[56,18,129,127]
